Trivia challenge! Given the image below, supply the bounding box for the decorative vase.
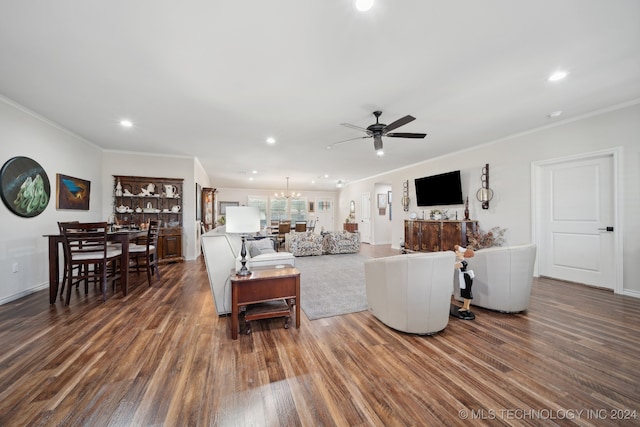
[115,180,123,197]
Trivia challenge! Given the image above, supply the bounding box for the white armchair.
[201,230,295,315]
[364,251,456,335]
[454,244,537,313]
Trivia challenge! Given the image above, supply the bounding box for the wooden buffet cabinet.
[113,175,184,264]
[404,220,478,252]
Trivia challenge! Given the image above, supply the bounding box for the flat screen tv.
[414,170,463,206]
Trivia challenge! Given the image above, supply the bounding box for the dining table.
[45,229,147,304]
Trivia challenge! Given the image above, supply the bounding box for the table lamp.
[226,206,261,276]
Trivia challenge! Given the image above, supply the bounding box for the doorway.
[532,148,622,293]
[360,192,372,244]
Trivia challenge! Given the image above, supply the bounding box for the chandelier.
[274,177,300,200]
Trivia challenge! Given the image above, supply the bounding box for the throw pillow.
[248,242,262,258]
[249,238,275,257]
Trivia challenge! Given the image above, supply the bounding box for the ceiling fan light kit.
[331,110,427,154]
[354,0,374,12]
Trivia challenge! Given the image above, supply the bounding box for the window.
[268,197,308,222]
[247,196,267,228]
[270,198,288,222]
[290,198,308,223]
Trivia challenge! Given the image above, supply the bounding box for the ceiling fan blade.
[340,123,368,132]
[386,132,427,139]
[373,135,383,151]
[327,135,371,149]
[383,115,415,133]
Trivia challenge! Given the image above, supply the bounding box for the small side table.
[230,267,301,340]
[344,223,358,233]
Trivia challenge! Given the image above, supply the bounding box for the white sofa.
[454,244,537,313]
[364,251,456,335]
[201,229,295,315]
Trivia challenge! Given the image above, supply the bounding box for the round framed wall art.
[0,156,50,217]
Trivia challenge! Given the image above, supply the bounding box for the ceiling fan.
[328,110,427,155]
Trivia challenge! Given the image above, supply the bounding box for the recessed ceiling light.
[376,149,384,157]
[355,0,374,12]
[252,170,258,174]
[311,180,316,184]
[249,177,254,181]
[548,71,568,82]
[548,110,563,118]
[266,137,276,144]
[120,119,133,128]
[324,174,329,178]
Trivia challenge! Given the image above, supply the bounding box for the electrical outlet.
[12,262,19,273]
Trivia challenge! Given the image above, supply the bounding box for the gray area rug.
[294,252,371,320]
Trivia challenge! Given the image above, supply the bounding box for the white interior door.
[538,154,615,289]
[314,198,334,232]
[360,192,371,243]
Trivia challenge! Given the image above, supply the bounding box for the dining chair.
[295,221,307,232]
[277,222,291,248]
[307,219,316,232]
[57,221,80,298]
[128,220,161,285]
[59,221,122,304]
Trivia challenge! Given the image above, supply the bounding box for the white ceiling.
[1,0,639,191]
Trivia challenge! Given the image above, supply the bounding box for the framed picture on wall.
[0,156,51,217]
[377,193,387,208]
[219,201,239,216]
[56,173,90,210]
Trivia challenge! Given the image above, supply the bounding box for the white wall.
[0,96,104,303]
[339,102,640,295]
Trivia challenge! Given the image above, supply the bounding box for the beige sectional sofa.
[201,228,295,315]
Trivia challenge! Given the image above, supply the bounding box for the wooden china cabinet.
[113,175,185,263]
[404,219,477,252]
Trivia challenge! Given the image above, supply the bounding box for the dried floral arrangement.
[466,226,507,250]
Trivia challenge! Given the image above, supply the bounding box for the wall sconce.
[476,163,494,210]
[401,180,410,212]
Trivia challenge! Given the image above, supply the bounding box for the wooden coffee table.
[230,266,300,339]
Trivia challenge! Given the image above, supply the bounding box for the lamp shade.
[226,206,261,234]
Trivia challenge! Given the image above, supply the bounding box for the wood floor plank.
[0,245,639,426]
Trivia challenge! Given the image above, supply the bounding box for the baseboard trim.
[622,288,640,299]
[0,283,49,305]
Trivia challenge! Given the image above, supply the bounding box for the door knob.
[597,226,614,232]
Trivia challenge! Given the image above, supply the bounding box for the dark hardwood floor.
[1,245,639,426]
